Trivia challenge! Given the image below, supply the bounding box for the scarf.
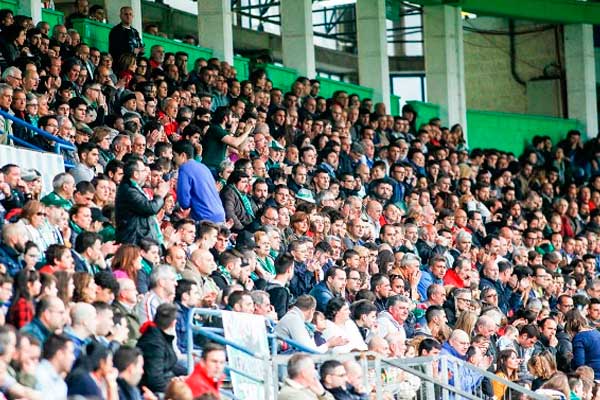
[131,180,164,245]
[231,185,255,219]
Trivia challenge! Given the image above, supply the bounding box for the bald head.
[368,336,390,356]
[449,329,470,356]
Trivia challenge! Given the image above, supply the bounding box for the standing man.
[115,158,169,245]
[108,6,143,62]
[173,140,225,224]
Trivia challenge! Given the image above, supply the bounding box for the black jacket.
[220,184,253,232]
[115,179,164,245]
[137,324,186,393]
[108,23,143,62]
[117,377,142,400]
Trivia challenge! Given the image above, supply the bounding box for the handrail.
[383,355,547,400]
[6,134,43,151]
[0,109,76,152]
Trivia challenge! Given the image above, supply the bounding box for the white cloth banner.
[221,310,273,400]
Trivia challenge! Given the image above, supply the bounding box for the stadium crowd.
[0,1,600,400]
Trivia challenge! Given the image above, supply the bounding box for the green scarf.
[217,264,232,284]
[257,256,275,276]
[231,185,255,219]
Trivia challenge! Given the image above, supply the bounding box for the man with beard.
[251,178,269,210]
[369,179,394,204]
[0,223,28,276]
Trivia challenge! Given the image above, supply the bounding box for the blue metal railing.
[185,307,320,400]
[0,109,76,168]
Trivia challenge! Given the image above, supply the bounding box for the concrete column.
[356,0,391,110]
[105,0,142,34]
[198,0,234,64]
[280,0,315,78]
[423,5,467,137]
[565,24,598,140]
[18,0,41,26]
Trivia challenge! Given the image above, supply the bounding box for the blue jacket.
[177,160,225,223]
[21,318,52,345]
[175,301,203,355]
[440,341,483,394]
[417,269,444,301]
[309,281,336,313]
[289,261,316,298]
[572,329,600,380]
[0,243,22,277]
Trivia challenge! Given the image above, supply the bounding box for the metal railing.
[186,309,546,400]
[0,109,76,169]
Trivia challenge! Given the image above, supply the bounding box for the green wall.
[406,101,583,155]
[466,110,583,155]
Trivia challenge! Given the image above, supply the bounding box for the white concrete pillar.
[198,0,234,64]
[356,0,391,110]
[565,24,598,140]
[18,0,41,26]
[105,0,142,34]
[423,5,467,137]
[280,0,315,78]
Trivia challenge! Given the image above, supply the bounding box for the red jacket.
[186,362,224,398]
[443,268,465,289]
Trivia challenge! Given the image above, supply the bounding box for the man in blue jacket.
[173,140,225,224]
[309,266,347,313]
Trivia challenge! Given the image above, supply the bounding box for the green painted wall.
[406,101,583,155]
[466,110,582,155]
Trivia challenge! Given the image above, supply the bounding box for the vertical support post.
[198,0,234,64]
[423,5,468,138]
[356,0,391,110]
[565,24,598,139]
[280,0,316,78]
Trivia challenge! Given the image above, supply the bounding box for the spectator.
[108,6,143,61]
[279,353,334,400]
[185,342,226,398]
[137,303,187,393]
[173,140,225,223]
[114,346,151,400]
[0,223,28,276]
[34,334,75,399]
[115,158,169,245]
[21,296,66,345]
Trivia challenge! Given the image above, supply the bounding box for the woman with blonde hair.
[72,271,97,303]
[528,351,558,390]
[17,200,52,254]
[254,230,275,279]
[535,372,571,400]
[454,310,478,337]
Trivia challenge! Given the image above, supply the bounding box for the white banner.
[221,311,273,400]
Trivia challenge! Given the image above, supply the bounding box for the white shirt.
[322,319,367,353]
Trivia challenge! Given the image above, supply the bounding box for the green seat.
[72,18,111,52]
[142,33,212,64]
[0,0,17,13]
[41,9,64,32]
[256,63,298,90]
[234,55,250,81]
[318,77,374,101]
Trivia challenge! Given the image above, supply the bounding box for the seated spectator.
[137,303,187,394]
[321,297,366,353]
[278,353,334,400]
[35,333,74,400]
[21,295,66,345]
[185,342,226,398]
